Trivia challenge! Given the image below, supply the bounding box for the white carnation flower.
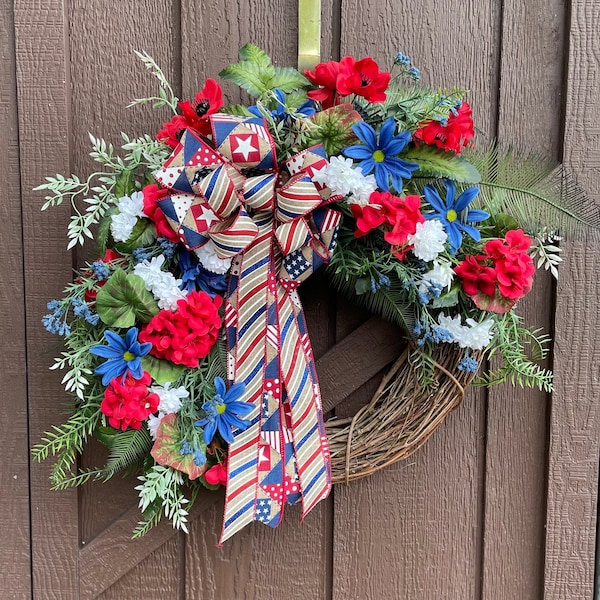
[348,173,377,205]
[408,219,448,262]
[150,383,189,414]
[321,156,356,195]
[437,313,494,350]
[195,239,232,274]
[110,192,146,242]
[154,279,187,310]
[460,318,494,350]
[147,413,163,441]
[134,255,186,310]
[424,260,454,290]
[134,255,168,288]
[110,212,137,242]
[437,313,464,340]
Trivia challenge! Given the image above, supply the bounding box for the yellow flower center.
[372,150,385,163]
[446,209,458,223]
[216,403,227,415]
[123,351,135,362]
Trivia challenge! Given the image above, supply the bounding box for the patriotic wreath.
[34,45,597,541]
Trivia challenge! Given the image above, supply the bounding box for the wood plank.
[97,537,181,600]
[79,490,221,599]
[180,7,340,597]
[14,0,80,597]
[67,0,181,543]
[332,2,500,598]
[544,0,600,596]
[482,1,566,597]
[0,1,32,598]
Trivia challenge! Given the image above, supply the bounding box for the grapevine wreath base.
[326,345,479,484]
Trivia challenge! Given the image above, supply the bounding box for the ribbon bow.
[154,114,340,542]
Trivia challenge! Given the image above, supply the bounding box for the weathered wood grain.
[481,1,566,597]
[544,1,600,596]
[14,0,80,597]
[96,536,181,600]
[0,0,32,597]
[332,2,500,598]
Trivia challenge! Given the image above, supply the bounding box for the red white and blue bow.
[154,114,340,542]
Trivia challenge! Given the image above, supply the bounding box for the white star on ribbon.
[233,135,257,160]
[195,204,220,228]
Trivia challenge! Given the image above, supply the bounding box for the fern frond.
[101,427,153,479]
[464,144,600,240]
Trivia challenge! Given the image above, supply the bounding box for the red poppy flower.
[336,57,391,103]
[140,291,222,368]
[157,79,224,147]
[305,56,355,108]
[142,184,180,243]
[101,371,160,431]
[413,101,475,154]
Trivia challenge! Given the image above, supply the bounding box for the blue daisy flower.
[89,327,152,386]
[342,117,418,192]
[195,377,253,445]
[423,180,489,253]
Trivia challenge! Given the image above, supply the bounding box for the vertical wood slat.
[67,0,183,545]
[332,2,500,598]
[13,0,80,598]
[482,1,566,598]
[545,1,600,597]
[180,4,340,596]
[0,0,32,597]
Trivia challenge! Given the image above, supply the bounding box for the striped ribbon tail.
[220,214,332,543]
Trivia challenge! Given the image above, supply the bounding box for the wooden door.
[5,0,599,598]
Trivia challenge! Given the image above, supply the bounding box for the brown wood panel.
[544,0,600,596]
[180,6,340,595]
[96,536,181,600]
[0,0,32,597]
[332,2,500,598]
[482,2,566,598]
[13,0,80,597]
[68,0,180,543]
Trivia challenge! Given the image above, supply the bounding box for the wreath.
[34,45,598,542]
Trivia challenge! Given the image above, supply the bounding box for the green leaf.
[115,218,156,253]
[220,104,254,117]
[431,287,459,308]
[97,208,117,254]
[95,426,119,447]
[115,169,134,198]
[355,277,372,295]
[403,145,481,183]
[96,268,159,328]
[219,43,309,97]
[151,414,208,480]
[141,355,185,385]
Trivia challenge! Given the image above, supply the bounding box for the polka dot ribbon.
[153,114,340,542]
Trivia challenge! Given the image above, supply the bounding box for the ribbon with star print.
[153,113,339,542]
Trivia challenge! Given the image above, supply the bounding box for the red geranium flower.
[205,461,228,486]
[157,79,224,147]
[101,371,159,431]
[336,57,391,103]
[305,56,355,109]
[139,291,222,367]
[413,101,475,154]
[142,184,180,243]
[350,192,424,259]
[455,229,535,313]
